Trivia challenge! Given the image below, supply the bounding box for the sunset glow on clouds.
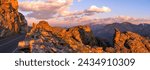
[19,0,111,18]
[18,0,150,26]
[19,0,74,19]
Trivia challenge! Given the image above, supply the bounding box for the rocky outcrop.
[18,21,103,53]
[0,0,27,37]
[113,28,150,53]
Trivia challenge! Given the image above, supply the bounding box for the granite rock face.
[0,0,27,37]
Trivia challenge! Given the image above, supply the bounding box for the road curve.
[0,34,25,53]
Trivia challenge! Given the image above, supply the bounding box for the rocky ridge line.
[18,21,103,53]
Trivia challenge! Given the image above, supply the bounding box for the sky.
[71,0,150,18]
[18,0,150,26]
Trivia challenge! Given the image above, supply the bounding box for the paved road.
[0,34,25,53]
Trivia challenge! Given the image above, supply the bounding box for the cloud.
[92,16,150,24]
[19,0,127,27]
[19,0,73,19]
[19,0,150,27]
[60,5,111,17]
[19,0,111,19]
[26,15,150,28]
[87,5,111,13]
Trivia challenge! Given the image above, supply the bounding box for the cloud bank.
[19,0,111,19]
[19,0,74,19]
[19,0,150,27]
[19,0,111,22]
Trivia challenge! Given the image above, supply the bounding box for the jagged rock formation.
[113,28,150,53]
[18,21,150,53]
[18,21,103,53]
[0,0,27,37]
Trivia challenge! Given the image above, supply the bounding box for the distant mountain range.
[89,22,150,44]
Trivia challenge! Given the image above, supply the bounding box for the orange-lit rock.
[113,28,150,53]
[0,0,27,37]
[19,21,103,53]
